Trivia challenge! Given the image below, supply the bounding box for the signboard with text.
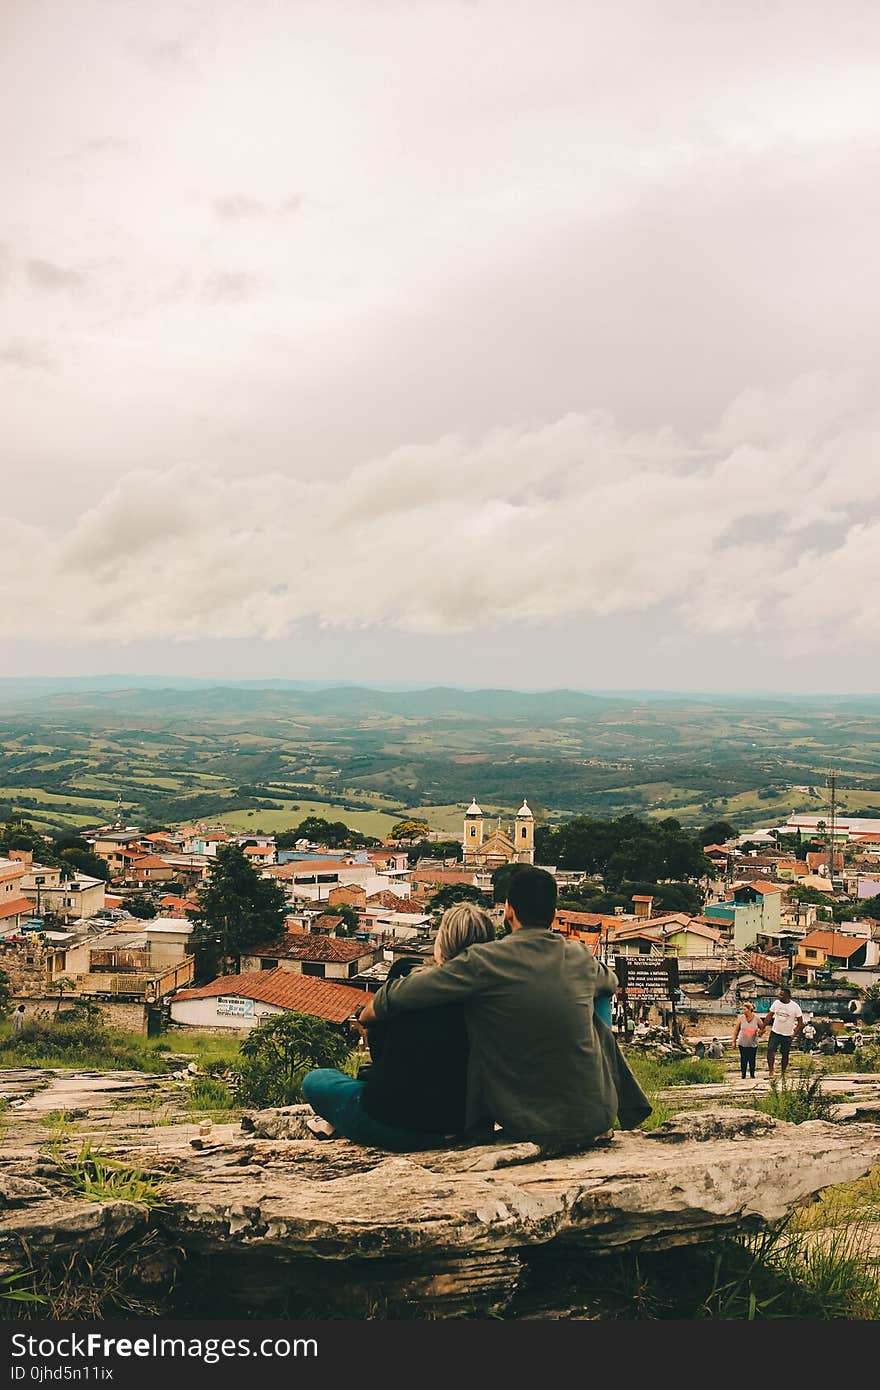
[217,995,255,1017]
[615,957,679,1003]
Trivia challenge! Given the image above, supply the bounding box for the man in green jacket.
[360,865,636,1147]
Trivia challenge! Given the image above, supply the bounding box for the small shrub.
[754,1064,837,1124]
[232,1012,351,1107]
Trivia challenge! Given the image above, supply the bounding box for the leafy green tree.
[49,977,77,1018]
[427,883,490,913]
[125,893,158,919]
[407,839,462,865]
[535,814,711,887]
[54,836,111,881]
[391,819,430,840]
[0,968,11,1018]
[861,985,880,1025]
[698,821,736,847]
[233,1012,351,1106]
[190,844,288,978]
[330,903,361,936]
[0,818,72,878]
[276,817,378,850]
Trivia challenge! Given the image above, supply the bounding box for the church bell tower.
[514,799,535,864]
[463,797,484,863]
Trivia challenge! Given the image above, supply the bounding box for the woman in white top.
[732,1000,760,1079]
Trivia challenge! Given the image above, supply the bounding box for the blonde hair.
[434,902,495,963]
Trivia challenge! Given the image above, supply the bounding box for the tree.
[0,968,11,1018]
[331,903,361,936]
[276,817,378,850]
[407,839,462,865]
[855,893,880,921]
[54,835,111,881]
[233,1012,351,1106]
[861,985,880,1025]
[698,821,736,847]
[427,883,490,913]
[49,977,77,1018]
[126,893,157,919]
[391,819,430,841]
[189,844,288,978]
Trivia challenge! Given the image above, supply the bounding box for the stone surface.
[2,1066,879,1315]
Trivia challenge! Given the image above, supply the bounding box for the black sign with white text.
[615,956,680,1002]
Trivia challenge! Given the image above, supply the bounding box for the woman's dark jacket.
[360,958,469,1135]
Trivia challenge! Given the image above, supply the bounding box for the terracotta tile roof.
[555,909,619,929]
[246,931,370,963]
[806,852,843,871]
[128,855,171,870]
[0,897,40,920]
[745,880,785,896]
[366,891,421,912]
[798,931,865,959]
[312,914,346,933]
[174,970,365,1022]
[266,860,347,878]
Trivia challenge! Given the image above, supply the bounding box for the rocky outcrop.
[3,1067,879,1316]
[4,1094,879,1315]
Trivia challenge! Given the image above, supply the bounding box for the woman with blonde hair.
[732,999,760,1079]
[304,901,495,1149]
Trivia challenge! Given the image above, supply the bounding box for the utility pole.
[827,769,838,886]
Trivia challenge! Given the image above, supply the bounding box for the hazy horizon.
[2,672,880,702]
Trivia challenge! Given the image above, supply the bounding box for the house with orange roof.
[170,969,367,1030]
[793,929,878,983]
[124,855,177,887]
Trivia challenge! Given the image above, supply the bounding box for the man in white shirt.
[761,986,804,1078]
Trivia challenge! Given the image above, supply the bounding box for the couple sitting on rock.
[303,865,651,1151]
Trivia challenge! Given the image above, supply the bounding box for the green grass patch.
[186,1076,235,1111]
[624,1053,725,1130]
[754,1064,837,1123]
[791,1165,880,1232]
[0,1020,243,1074]
[59,1142,165,1207]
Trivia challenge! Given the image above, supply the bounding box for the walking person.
[762,986,804,1079]
[732,1000,760,1079]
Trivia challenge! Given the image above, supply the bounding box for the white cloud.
[2,371,878,655]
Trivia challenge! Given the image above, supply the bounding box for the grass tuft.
[754,1063,837,1124]
[58,1142,166,1207]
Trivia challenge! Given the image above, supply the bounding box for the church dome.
[516,799,533,818]
[465,798,483,817]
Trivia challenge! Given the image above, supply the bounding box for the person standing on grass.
[732,1000,760,1079]
[12,1004,26,1035]
[762,986,804,1079]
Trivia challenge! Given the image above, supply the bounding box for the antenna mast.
[827,769,837,885]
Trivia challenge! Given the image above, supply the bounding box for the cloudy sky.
[2,0,880,691]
